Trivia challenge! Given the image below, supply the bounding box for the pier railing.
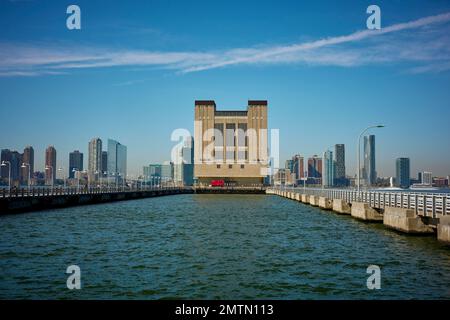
[272,187,450,218]
[0,186,188,198]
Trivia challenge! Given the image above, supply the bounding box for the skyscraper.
[107,139,127,184]
[45,146,57,185]
[69,150,83,179]
[1,149,11,181]
[307,155,322,178]
[21,146,34,184]
[173,136,195,186]
[291,154,305,183]
[10,151,22,185]
[101,151,108,177]
[334,144,346,185]
[363,135,376,186]
[396,158,411,189]
[88,138,102,182]
[323,150,335,187]
[422,172,432,186]
[161,162,174,184]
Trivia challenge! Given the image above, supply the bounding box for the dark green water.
[1,194,450,299]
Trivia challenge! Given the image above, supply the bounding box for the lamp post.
[1,161,11,194]
[72,168,80,193]
[82,170,88,192]
[301,170,308,193]
[45,165,54,191]
[357,125,385,194]
[21,163,31,193]
[95,170,102,191]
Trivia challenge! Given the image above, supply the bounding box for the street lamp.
[72,168,80,193]
[301,170,308,193]
[357,125,385,193]
[95,170,102,190]
[45,165,54,191]
[1,161,11,193]
[21,163,31,192]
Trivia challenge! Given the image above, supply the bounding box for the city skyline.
[1,0,450,176]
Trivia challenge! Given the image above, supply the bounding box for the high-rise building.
[396,158,410,189]
[1,149,12,181]
[291,154,305,183]
[143,164,162,179]
[363,135,376,186]
[161,162,174,183]
[422,171,432,186]
[45,146,57,185]
[194,100,269,186]
[173,136,194,186]
[10,151,22,184]
[334,144,346,185]
[21,146,34,184]
[101,151,108,177]
[323,150,335,187]
[307,155,322,178]
[88,138,102,182]
[285,159,294,172]
[69,150,83,179]
[107,139,127,184]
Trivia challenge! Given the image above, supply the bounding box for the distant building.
[433,177,448,187]
[101,151,108,177]
[45,146,57,185]
[396,158,410,189]
[291,155,305,184]
[88,138,102,182]
[107,139,127,184]
[285,159,294,172]
[173,136,194,186]
[334,144,347,186]
[363,135,376,186]
[194,100,269,186]
[323,150,335,187]
[1,149,12,183]
[69,150,83,179]
[22,146,34,184]
[422,172,432,186]
[143,164,162,179]
[161,162,174,183]
[273,168,294,186]
[307,155,322,178]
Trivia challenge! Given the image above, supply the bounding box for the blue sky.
[0,0,450,178]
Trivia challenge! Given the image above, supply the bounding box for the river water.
[1,194,449,299]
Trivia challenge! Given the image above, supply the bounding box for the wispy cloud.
[1,12,450,77]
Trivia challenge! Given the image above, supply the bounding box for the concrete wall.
[383,207,434,234]
[309,195,319,206]
[351,202,383,221]
[332,199,351,215]
[438,216,450,244]
[318,197,333,210]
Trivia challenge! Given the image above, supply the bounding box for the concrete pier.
[301,194,309,203]
[318,197,333,210]
[383,207,434,234]
[295,193,301,201]
[309,195,319,206]
[438,216,450,244]
[351,202,383,222]
[0,188,193,215]
[332,199,351,215]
